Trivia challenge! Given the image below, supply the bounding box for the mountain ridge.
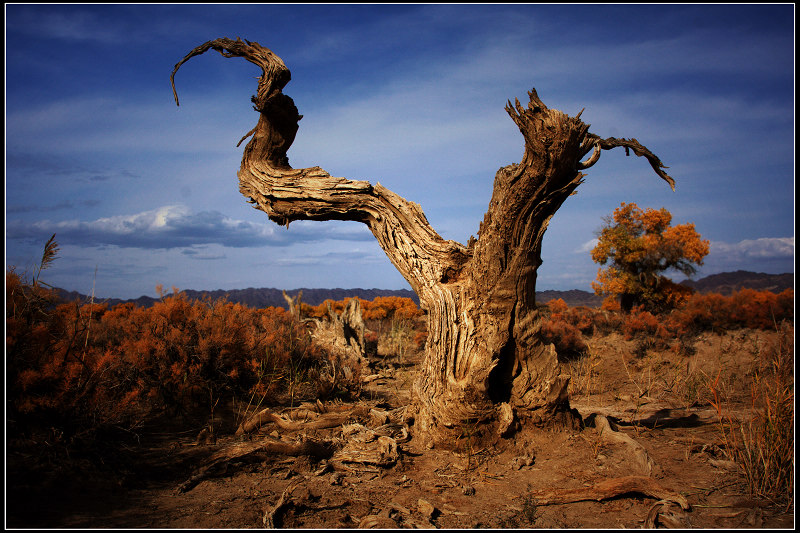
[55,270,792,310]
[679,270,793,296]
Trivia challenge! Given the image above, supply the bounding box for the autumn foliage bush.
[665,288,794,334]
[302,295,423,333]
[8,274,322,442]
[540,288,793,359]
[7,267,428,451]
[541,299,590,359]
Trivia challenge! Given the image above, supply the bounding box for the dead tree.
[281,289,302,321]
[306,298,368,399]
[172,37,675,447]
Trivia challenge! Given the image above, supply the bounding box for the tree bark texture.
[172,37,675,445]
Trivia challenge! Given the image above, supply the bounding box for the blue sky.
[5,4,795,300]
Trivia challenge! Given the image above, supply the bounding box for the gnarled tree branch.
[580,134,675,190]
[172,37,470,306]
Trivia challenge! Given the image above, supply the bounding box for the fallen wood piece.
[333,435,398,468]
[261,437,336,459]
[175,460,230,494]
[236,408,293,435]
[236,405,370,435]
[527,475,690,510]
[358,515,398,529]
[359,502,431,529]
[386,406,410,424]
[593,414,655,476]
[372,423,410,443]
[645,499,692,528]
[369,408,389,426]
[176,440,270,493]
[285,408,321,421]
[177,437,335,493]
[285,400,325,414]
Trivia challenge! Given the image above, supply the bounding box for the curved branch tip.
[576,143,602,170]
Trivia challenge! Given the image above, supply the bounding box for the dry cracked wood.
[263,479,301,528]
[645,500,693,528]
[282,290,302,321]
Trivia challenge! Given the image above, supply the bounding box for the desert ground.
[6,327,794,529]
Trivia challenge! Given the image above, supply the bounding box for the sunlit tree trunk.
[172,38,675,446]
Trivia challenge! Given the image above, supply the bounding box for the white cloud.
[6,205,374,250]
[711,237,794,260]
[576,239,599,254]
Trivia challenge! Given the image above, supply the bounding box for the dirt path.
[7,331,794,528]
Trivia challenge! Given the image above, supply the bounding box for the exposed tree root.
[235,405,370,435]
[263,479,301,528]
[176,436,335,493]
[180,404,410,493]
[331,423,405,470]
[592,413,655,476]
[527,475,690,510]
[358,501,433,529]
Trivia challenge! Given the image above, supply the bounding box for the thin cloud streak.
[6,205,374,250]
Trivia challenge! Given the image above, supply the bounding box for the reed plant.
[707,322,794,511]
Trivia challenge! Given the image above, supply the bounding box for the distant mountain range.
[54,287,422,310]
[55,270,792,310]
[679,270,793,296]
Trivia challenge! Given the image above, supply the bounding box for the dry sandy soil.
[6,328,794,529]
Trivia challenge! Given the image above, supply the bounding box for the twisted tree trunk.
[172,37,675,446]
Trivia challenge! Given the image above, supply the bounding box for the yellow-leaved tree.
[591,202,710,313]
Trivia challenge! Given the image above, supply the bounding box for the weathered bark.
[172,37,675,445]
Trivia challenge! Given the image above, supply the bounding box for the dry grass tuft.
[707,322,794,511]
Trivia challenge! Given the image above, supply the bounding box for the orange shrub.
[728,288,791,330]
[6,276,328,443]
[541,318,588,360]
[366,296,422,321]
[667,288,793,333]
[666,291,730,334]
[8,272,432,447]
[541,299,589,359]
[622,306,668,341]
